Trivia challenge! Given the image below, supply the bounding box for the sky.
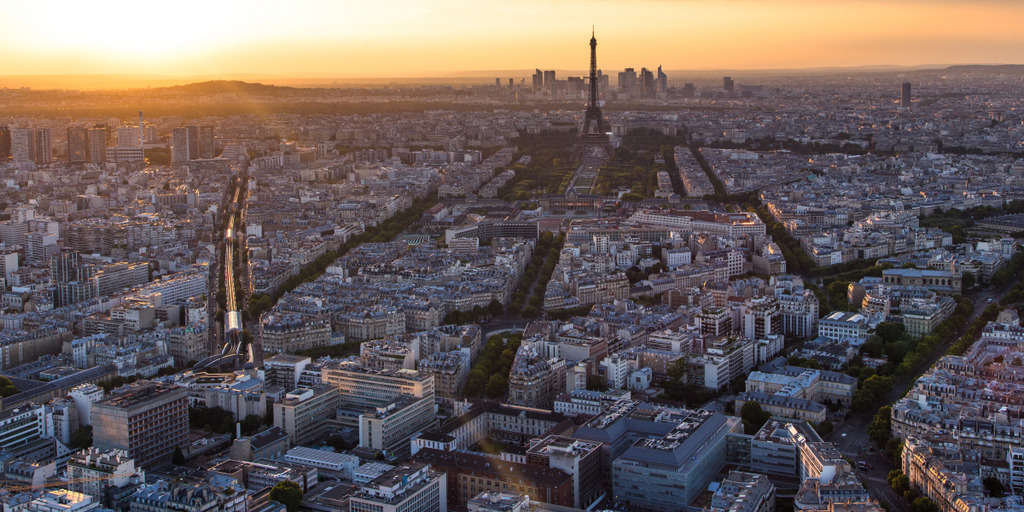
[2,0,1024,80]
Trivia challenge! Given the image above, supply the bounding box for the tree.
[961,272,976,291]
[740,401,772,434]
[326,435,350,451]
[240,415,264,436]
[464,369,487,397]
[172,446,185,465]
[0,376,17,398]
[853,375,894,413]
[269,481,303,512]
[984,476,1006,498]
[911,497,940,512]
[485,374,507,399]
[586,375,609,392]
[71,426,92,450]
[815,419,834,436]
[867,406,893,447]
[876,322,906,343]
[889,470,910,495]
[488,299,504,317]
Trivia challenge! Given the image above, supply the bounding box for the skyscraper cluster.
[616,65,667,97]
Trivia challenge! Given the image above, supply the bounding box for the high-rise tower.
[901,82,912,108]
[571,29,613,161]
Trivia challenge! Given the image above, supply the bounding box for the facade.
[507,344,568,409]
[710,471,776,512]
[704,337,755,390]
[419,351,470,401]
[0,404,48,451]
[412,449,572,510]
[881,268,961,294]
[321,361,434,409]
[283,446,360,479]
[167,324,210,365]
[359,395,436,459]
[92,382,189,468]
[263,354,311,392]
[817,312,868,344]
[67,448,144,511]
[526,435,604,509]
[260,313,331,354]
[349,463,448,512]
[229,426,291,462]
[572,401,743,510]
[749,420,822,478]
[273,385,342,445]
[204,375,267,421]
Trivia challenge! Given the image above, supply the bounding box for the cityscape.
[2,2,1024,512]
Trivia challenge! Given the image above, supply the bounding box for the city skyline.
[3,0,1024,88]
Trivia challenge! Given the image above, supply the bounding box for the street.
[827,286,1001,510]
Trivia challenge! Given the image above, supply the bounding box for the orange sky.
[2,0,1023,80]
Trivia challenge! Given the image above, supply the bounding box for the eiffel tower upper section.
[571,29,614,161]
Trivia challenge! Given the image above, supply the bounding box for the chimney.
[236,422,241,439]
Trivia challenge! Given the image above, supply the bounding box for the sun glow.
[1,0,1023,81]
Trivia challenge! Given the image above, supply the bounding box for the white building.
[817,311,868,344]
[283,446,360,479]
[350,463,447,512]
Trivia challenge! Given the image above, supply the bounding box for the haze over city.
[3,0,1024,88]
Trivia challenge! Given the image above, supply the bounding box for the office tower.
[170,128,189,163]
[186,125,200,159]
[92,381,189,468]
[495,77,501,88]
[618,67,637,91]
[656,65,668,94]
[570,30,614,160]
[640,67,655,97]
[273,385,342,445]
[349,463,447,512]
[358,395,435,458]
[532,69,543,91]
[67,126,89,163]
[88,127,107,164]
[508,78,514,90]
[683,83,695,98]
[543,70,556,87]
[138,111,145,152]
[33,128,52,164]
[724,76,735,93]
[0,127,10,159]
[901,82,912,108]
[52,250,89,283]
[116,126,140,148]
[10,128,35,163]
[25,232,58,266]
[199,125,214,158]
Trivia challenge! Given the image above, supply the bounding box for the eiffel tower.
[570,29,614,161]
